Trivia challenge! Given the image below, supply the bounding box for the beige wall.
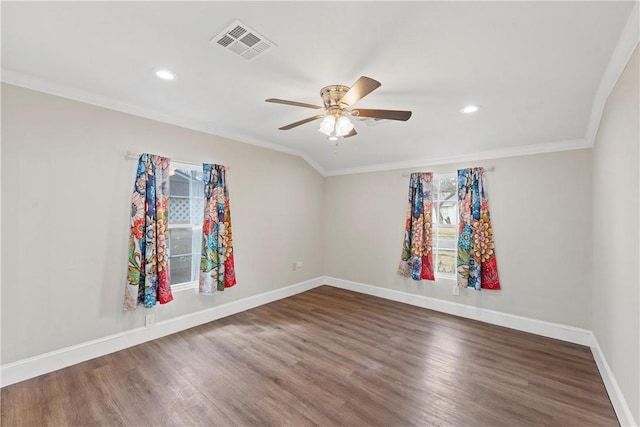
[2,52,638,419]
[592,45,639,422]
[323,149,593,328]
[1,84,325,363]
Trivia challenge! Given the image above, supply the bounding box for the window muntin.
[168,164,203,287]
[432,174,458,278]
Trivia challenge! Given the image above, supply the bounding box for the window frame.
[167,162,203,291]
[432,173,458,280]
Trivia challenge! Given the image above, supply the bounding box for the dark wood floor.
[2,286,618,426]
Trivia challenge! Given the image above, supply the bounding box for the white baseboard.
[3,275,635,427]
[323,276,592,345]
[590,334,638,427]
[0,277,324,387]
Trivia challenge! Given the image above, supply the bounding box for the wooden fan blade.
[279,115,324,130]
[342,128,357,138]
[266,98,323,110]
[352,108,412,121]
[338,76,381,107]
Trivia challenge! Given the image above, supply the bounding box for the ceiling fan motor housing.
[320,85,351,110]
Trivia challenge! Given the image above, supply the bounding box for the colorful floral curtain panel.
[200,164,237,294]
[124,153,174,310]
[457,167,500,290]
[398,172,435,280]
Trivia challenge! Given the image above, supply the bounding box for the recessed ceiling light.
[155,70,175,80]
[461,105,479,114]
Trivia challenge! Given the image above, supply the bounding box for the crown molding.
[326,3,638,178]
[0,70,328,177]
[1,69,590,178]
[323,138,590,176]
[585,2,639,146]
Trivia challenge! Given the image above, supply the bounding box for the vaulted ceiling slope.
[2,1,638,176]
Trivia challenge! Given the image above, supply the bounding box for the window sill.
[171,281,198,292]
[435,274,456,282]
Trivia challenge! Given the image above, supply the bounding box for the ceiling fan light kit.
[319,115,354,138]
[266,76,412,149]
[318,115,336,136]
[335,116,354,136]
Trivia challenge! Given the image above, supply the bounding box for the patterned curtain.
[124,153,173,310]
[398,172,435,280]
[199,164,236,294]
[456,167,500,290]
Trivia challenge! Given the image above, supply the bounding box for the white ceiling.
[2,1,637,175]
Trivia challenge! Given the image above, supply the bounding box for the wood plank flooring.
[1,286,618,426]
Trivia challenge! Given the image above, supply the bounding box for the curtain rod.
[402,166,494,178]
[124,151,230,170]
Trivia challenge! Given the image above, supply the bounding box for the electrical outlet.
[453,285,460,296]
[296,261,304,269]
[145,313,155,327]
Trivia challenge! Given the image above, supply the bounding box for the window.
[432,174,458,278]
[168,163,204,288]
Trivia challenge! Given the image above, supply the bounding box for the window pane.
[169,170,204,225]
[170,254,193,285]
[169,171,191,197]
[169,228,193,257]
[437,227,456,239]
[437,228,457,250]
[169,196,204,225]
[436,249,456,275]
[435,202,456,225]
[436,176,457,201]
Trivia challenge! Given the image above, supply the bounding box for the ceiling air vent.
[211,20,276,61]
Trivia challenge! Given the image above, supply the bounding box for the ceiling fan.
[265,76,412,141]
